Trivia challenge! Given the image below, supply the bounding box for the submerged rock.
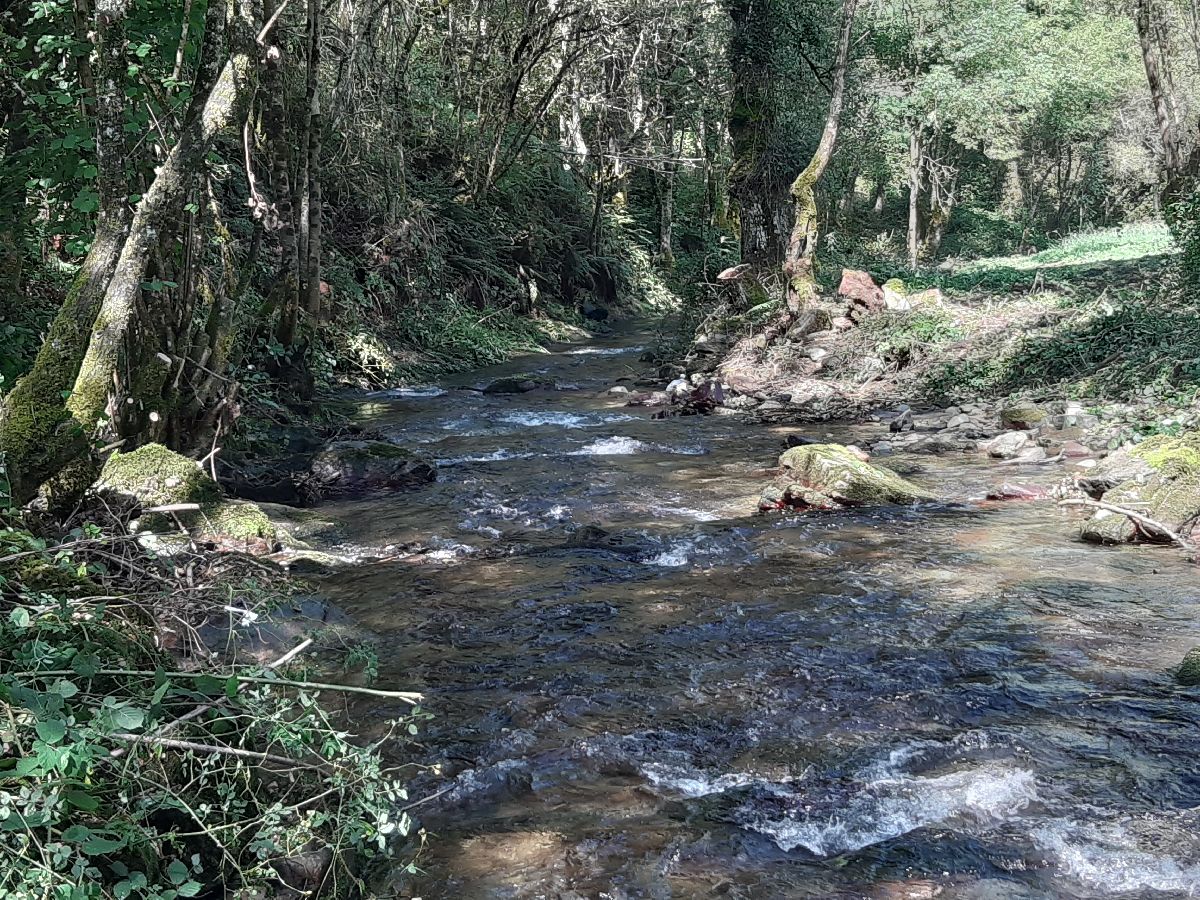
[482,373,554,394]
[309,440,436,498]
[761,443,936,511]
[1079,433,1200,544]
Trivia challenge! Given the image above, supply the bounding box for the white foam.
[497,410,635,428]
[570,436,654,455]
[569,436,708,457]
[565,345,645,356]
[366,385,447,398]
[751,763,1038,856]
[641,763,760,798]
[436,449,537,466]
[1032,820,1200,894]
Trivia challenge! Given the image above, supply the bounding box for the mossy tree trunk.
[0,0,133,504]
[725,0,788,270]
[67,0,260,444]
[781,0,858,313]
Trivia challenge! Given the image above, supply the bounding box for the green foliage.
[861,308,962,369]
[0,521,424,898]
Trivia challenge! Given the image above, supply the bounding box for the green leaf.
[167,860,189,885]
[8,607,30,628]
[225,676,239,699]
[35,718,65,744]
[177,882,202,897]
[83,833,126,854]
[65,790,100,811]
[110,706,145,730]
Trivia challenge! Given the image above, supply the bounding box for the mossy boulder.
[482,373,553,394]
[96,443,221,508]
[309,440,436,498]
[1178,648,1200,686]
[1079,433,1200,544]
[1000,402,1047,431]
[94,444,278,551]
[761,444,936,511]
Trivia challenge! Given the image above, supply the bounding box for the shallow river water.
[306,328,1200,898]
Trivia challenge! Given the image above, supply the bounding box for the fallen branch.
[111,638,315,758]
[14,667,423,703]
[111,732,307,767]
[1058,498,1193,550]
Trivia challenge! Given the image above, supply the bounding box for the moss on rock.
[1000,402,1047,430]
[96,443,220,508]
[1178,648,1200,686]
[1080,431,1200,544]
[766,443,936,509]
[94,444,278,550]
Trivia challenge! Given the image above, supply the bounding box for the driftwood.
[1058,497,1193,551]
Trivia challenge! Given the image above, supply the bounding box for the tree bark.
[67,0,259,440]
[1136,0,1185,180]
[907,127,922,270]
[781,0,858,312]
[302,0,322,318]
[0,0,133,504]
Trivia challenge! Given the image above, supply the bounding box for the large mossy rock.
[761,444,936,511]
[1000,402,1047,431]
[1080,433,1200,544]
[309,440,436,498]
[95,444,278,550]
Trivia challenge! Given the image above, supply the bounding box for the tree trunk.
[67,3,259,441]
[907,128,922,270]
[1136,0,1185,180]
[302,0,322,317]
[0,0,133,504]
[781,0,858,311]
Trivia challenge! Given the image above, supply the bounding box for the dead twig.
[1059,498,1193,550]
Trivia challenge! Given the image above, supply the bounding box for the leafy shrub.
[0,521,424,898]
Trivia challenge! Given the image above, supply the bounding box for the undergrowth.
[0,509,426,898]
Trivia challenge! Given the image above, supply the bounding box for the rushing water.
[303,328,1200,898]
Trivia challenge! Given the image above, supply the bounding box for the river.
[304,327,1200,898]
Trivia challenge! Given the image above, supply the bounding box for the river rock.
[1076,444,1155,497]
[482,373,553,394]
[985,431,1031,459]
[890,408,915,433]
[309,440,436,498]
[94,444,279,551]
[1079,433,1200,544]
[761,443,936,511]
[987,483,1050,501]
[626,391,673,407]
[1177,648,1200,686]
[882,278,911,311]
[1000,402,1047,430]
[838,268,884,311]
